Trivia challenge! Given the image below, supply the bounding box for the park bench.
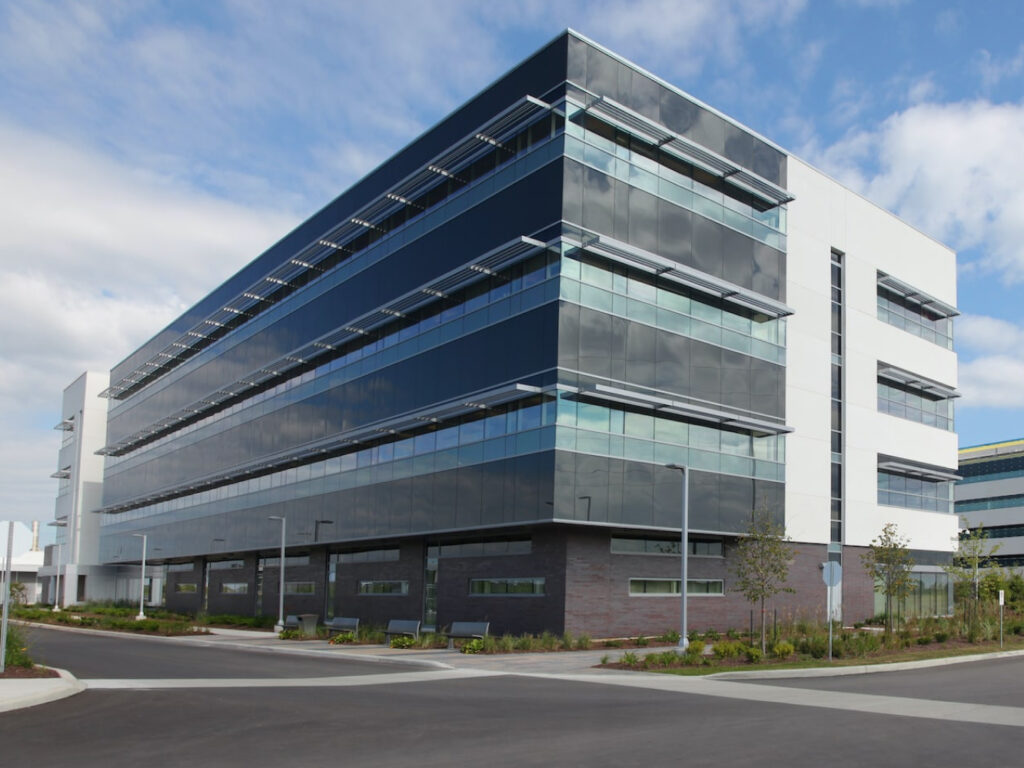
[384,619,421,644]
[446,621,490,649]
[325,616,360,637]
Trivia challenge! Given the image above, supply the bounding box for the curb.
[0,666,84,714]
[18,621,453,671]
[706,647,1024,680]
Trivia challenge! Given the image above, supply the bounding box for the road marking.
[82,668,501,690]
[524,673,1024,728]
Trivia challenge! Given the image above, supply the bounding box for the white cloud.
[0,120,297,523]
[975,44,1024,92]
[960,355,1024,409]
[954,315,1024,410]
[813,100,1024,283]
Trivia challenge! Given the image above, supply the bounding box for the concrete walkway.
[6,623,1024,726]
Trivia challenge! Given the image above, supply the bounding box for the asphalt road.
[21,625,388,678]
[747,654,1024,708]
[4,628,1024,767]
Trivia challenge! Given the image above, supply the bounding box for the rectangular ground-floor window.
[358,580,409,596]
[174,583,197,593]
[285,581,316,595]
[629,579,724,595]
[469,577,545,596]
[220,582,248,595]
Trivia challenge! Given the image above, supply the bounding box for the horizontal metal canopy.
[578,383,792,437]
[877,454,960,482]
[53,418,74,431]
[581,94,793,208]
[877,272,958,319]
[101,96,554,401]
[877,363,960,399]
[98,237,547,457]
[95,383,543,515]
[564,231,793,320]
[50,467,70,479]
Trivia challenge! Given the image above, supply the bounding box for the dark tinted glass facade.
[98,32,790,635]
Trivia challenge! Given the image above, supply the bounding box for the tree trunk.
[760,598,766,654]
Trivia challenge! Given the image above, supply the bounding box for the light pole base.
[274,623,284,633]
[677,637,690,651]
[135,613,146,621]
[52,606,61,612]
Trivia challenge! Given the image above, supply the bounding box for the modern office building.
[957,439,1024,572]
[92,31,959,635]
[42,371,123,605]
[1,522,45,605]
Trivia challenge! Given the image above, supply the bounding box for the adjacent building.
[42,371,122,605]
[90,30,959,635]
[957,439,1024,571]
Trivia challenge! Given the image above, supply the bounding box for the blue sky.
[2,0,1023,527]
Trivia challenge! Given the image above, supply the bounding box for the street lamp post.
[666,464,690,650]
[48,520,67,611]
[131,533,148,620]
[268,516,286,632]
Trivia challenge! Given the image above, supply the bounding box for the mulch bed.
[0,665,60,679]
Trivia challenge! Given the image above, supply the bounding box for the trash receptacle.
[298,613,318,637]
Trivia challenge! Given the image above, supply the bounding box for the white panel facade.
[785,157,959,555]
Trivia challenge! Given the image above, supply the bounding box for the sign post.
[822,561,842,662]
[999,589,1005,648]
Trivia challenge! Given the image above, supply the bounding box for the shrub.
[745,646,764,664]
[620,651,639,667]
[712,640,744,659]
[726,628,740,640]
[686,630,700,644]
[772,641,795,659]
[497,634,516,652]
[390,635,415,649]
[634,635,649,647]
[916,635,932,645]
[658,629,681,644]
[329,632,355,645]
[515,634,536,651]
[933,630,950,643]
[539,631,558,651]
[3,624,33,668]
[561,631,575,650]
[575,634,592,650]
[682,645,703,665]
[278,629,303,640]
[703,628,720,642]
[461,638,484,654]
[799,634,828,659]
[600,654,610,665]
[603,639,623,648]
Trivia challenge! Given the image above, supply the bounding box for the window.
[220,583,248,595]
[877,380,954,431]
[174,583,197,593]
[877,282,954,349]
[877,470,953,514]
[166,563,194,573]
[334,548,400,564]
[429,539,531,558]
[628,579,724,595]
[285,581,316,595]
[208,559,245,570]
[261,555,310,567]
[611,537,722,557]
[469,577,545,596]
[358,580,409,596]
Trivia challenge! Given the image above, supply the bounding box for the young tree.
[861,523,915,636]
[945,520,1001,640]
[732,510,794,653]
